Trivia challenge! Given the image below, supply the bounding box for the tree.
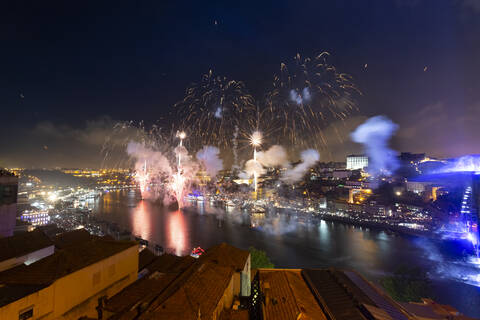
[249,247,274,269]
[381,266,431,302]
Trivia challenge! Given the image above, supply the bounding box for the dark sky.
[1,0,479,168]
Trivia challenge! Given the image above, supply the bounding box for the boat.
[225,200,236,208]
[250,205,266,214]
[190,247,205,258]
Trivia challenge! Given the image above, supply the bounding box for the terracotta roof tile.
[199,243,249,272]
[142,262,234,320]
[219,309,250,320]
[259,269,327,320]
[138,249,156,271]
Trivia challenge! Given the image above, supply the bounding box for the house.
[0,236,138,319]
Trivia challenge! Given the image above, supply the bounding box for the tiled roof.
[0,229,53,261]
[343,270,409,320]
[259,269,327,320]
[0,239,136,286]
[141,261,234,320]
[199,242,249,271]
[138,248,156,271]
[302,269,412,320]
[301,269,369,320]
[105,274,178,318]
[107,243,249,319]
[53,228,93,249]
[219,309,250,320]
[104,254,195,318]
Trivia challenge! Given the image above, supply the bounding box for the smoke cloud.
[196,146,223,178]
[351,116,399,175]
[282,149,320,183]
[256,145,290,168]
[240,159,266,179]
[127,141,172,177]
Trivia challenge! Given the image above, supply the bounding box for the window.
[19,307,33,320]
[108,264,116,277]
[92,271,101,286]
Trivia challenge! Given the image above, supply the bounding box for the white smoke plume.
[351,116,399,175]
[127,141,172,177]
[239,159,266,179]
[232,125,239,170]
[256,145,290,168]
[282,149,320,183]
[196,146,223,178]
[240,145,289,180]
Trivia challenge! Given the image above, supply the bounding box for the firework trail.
[265,52,361,148]
[232,125,239,170]
[175,70,257,148]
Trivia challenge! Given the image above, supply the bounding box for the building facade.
[0,238,138,320]
[0,170,18,237]
[346,155,369,171]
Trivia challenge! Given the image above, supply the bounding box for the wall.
[0,286,54,320]
[54,245,138,319]
[241,254,251,297]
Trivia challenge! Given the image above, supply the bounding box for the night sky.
[1,0,479,168]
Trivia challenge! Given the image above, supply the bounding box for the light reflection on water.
[131,200,151,241]
[167,210,188,256]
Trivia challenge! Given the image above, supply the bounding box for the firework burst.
[265,52,361,148]
[175,70,256,148]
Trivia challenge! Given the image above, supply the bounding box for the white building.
[346,155,369,170]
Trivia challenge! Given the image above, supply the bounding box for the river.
[93,189,480,317]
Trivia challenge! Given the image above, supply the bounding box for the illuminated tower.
[0,170,18,237]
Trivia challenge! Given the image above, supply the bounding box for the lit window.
[19,307,33,320]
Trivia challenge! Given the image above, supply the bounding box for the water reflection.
[131,200,151,241]
[167,210,188,255]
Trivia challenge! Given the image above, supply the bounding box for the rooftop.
[0,284,48,308]
[53,228,93,249]
[0,229,53,262]
[104,254,196,318]
[0,238,136,286]
[140,262,234,320]
[198,242,250,272]
[259,269,327,320]
[106,243,249,320]
[302,269,409,320]
[138,249,156,271]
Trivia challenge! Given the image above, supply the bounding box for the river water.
[93,189,480,317]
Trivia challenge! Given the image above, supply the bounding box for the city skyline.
[1,1,479,168]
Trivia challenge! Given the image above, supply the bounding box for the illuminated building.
[0,170,18,237]
[346,155,368,170]
[20,211,50,226]
[0,233,138,319]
